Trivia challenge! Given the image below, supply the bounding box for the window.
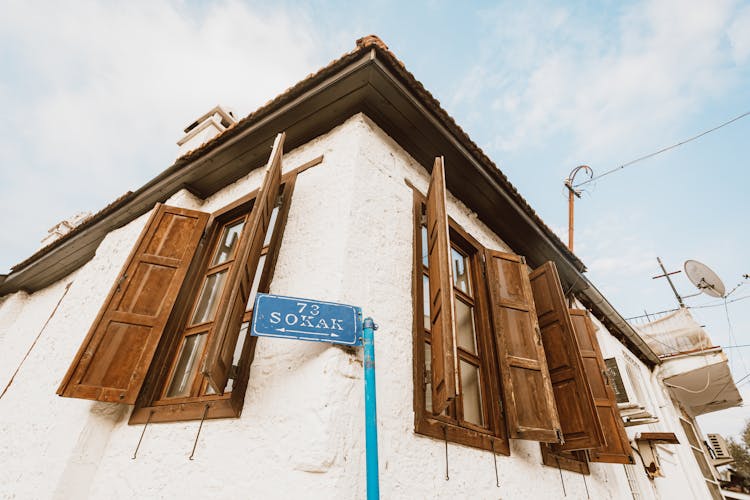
[57,133,305,424]
[130,179,291,423]
[414,199,508,453]
[605,357,630,404]
[680,416,723,500]
[413,156,633,465]
[413,157,561,455]
[609,352,659,427]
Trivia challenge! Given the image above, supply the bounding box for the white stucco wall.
[595,313,718,499]
[1,113,675,499]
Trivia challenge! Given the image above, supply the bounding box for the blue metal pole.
[363,317,380,500]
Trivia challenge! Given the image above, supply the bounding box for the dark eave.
[0,37,658,366]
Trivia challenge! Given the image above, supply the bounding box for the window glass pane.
[425,343,432,412]
[246,254,267,312]
[423,274,430,331]
[166,333,207,398]
[706,480,723,500]
[681,419,701,448]
[421,225,428,268]
[451,247,471,295]
[263,206,280,247]
[460,360,483,426]
[455,298,477,354]
[223,321,249,393]
[190,270,228,325]
[692,448,714,480]
[211,219,245,266]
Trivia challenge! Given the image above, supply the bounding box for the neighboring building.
[0,36,741,499]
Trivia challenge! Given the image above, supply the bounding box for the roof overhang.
[0,39,659,366]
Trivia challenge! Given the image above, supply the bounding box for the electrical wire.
[690,294,750,309]
[664,371,712,394]
[663,335,715,393]
[574,110,750,187]
[694,370,750,413]
[625,295,750,319]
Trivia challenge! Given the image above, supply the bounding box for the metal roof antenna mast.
[653,257,687,308]
[564,165,593,253]
[651,257,726,308]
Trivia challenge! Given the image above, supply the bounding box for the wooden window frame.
[412,191,509,455]
[679,416,723,499]
[130,176,296,424]
[127,155,328,425]
[540,444,590,475]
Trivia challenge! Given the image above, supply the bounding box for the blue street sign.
[251,293,363,346]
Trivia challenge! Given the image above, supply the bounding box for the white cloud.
[728,3,750,64]
[453,0,739,163]
[0,0,328,271]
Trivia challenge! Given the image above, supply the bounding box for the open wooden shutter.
[529,262,605,451]
[57,204,209,403]
[202,133,284,394]
[569,309,634,464]
[426,156,458,414]
[486,250,560,442]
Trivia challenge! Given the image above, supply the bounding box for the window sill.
[415,416,509,455]
[129,397,240,424]
[540,444,590,475]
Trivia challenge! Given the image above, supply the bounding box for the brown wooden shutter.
[57,204,209,404]
[569,309,634,464]
[529,262,605,451]
[486,250,560,442]
[426,156,458,414]
[202,132,284,394]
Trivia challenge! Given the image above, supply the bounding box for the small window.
[59,133,295,425]
[131,181,291,423]
[412,156,560,454]
[680,416,723,499]
[604,357,629,404]
[419,220,490,423]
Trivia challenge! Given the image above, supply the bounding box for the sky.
[1,0,749,439]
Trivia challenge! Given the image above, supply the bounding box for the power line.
[690,294,750,309]
[624,294,750,320]
[696,370,750,412]
[575,110,750,187]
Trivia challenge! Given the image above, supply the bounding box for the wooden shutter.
[57,204,209,404]
[426,156,458,414]
[486,250,560,442]
[202,133,284,394]
[569,309,634,464]
[529,262,604,451]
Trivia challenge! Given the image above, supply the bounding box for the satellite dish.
[684,260,726,298]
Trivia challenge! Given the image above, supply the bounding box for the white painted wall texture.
[0,114,707,499]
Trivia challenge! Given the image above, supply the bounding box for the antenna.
[653,257,685,308]
[684,260,726,298]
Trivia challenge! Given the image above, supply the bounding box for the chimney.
[40,211,91,248]
[177,105,238,158]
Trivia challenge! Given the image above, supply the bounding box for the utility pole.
[564,165,593,253]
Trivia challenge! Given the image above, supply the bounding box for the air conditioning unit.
[707,433,734,466]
